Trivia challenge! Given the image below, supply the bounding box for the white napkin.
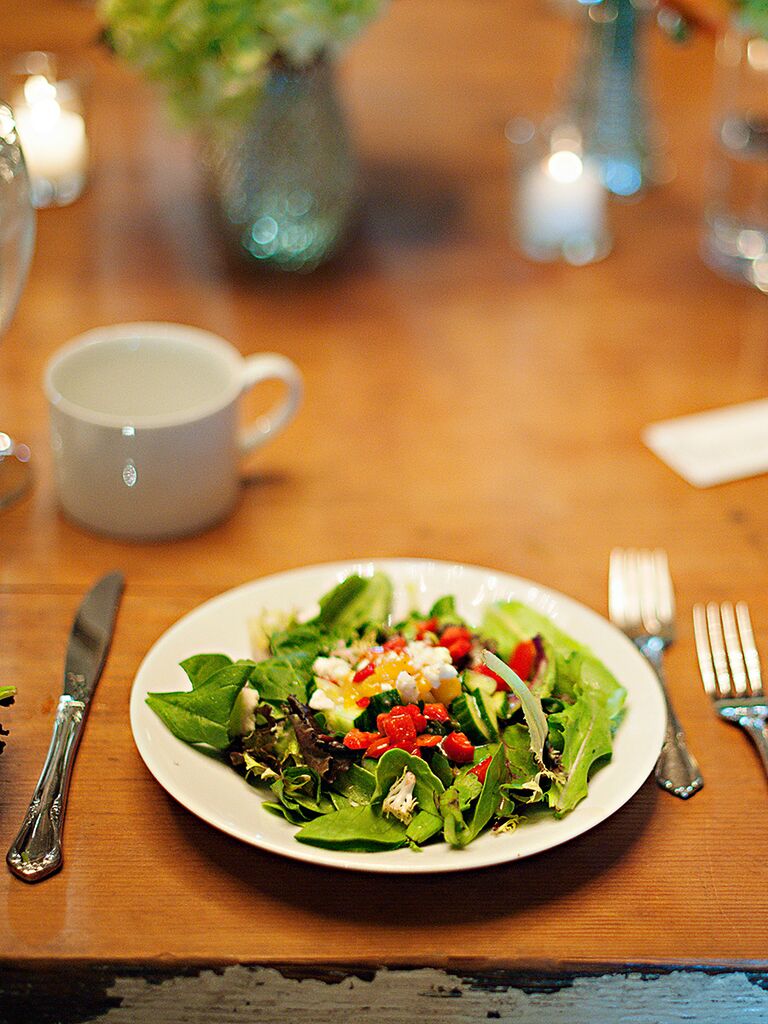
[643,398,768,487]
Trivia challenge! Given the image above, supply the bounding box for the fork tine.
[706,603,732,697]
[638,549,661,635]
[735,602,763,696]
[721,602,749,696]
[653,550,675,626]
[693,603,717,695]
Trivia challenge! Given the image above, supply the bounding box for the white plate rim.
[130,558,666,874]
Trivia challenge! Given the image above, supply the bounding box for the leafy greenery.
[0,685,15,756]
[100,0,387,123]
[736,0,768,35]
[146,573,629,853]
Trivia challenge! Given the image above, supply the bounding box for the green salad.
[147,573,626,852]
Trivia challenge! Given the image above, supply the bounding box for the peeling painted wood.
[2,966,768,1024]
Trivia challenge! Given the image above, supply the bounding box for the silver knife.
[6,571,125,883]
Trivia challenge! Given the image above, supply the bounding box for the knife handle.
[6,695,86,882]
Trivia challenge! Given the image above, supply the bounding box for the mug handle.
[239,353,303,455]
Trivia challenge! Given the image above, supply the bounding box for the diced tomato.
[474,663,510,692]
[447,637,472,662]
[356,696,371,708]
[381,712,417,745]
[441,731,475,763]
[383,635,407,652]
[468,755,493,783]
[365,736,392,758]
[353,663,375,683]
[414,616,439,640]
[415,734,442,747]
[397,703,427,732]
[510,639,537,682]
[422,702,450,722]
[440,625,471,646]
[343,729,382,750]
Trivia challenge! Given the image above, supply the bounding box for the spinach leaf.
[146,663,251,749]
[406,809,443,845]
[250,655,313,704]
[372,749,445,816]
[440,744,505,848]
[331,763,376,806]
[179,653,233,689]
[295,804,408,851]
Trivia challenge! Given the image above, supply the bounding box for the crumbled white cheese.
[407,640,455,686]
[308,688,335,711]
[231,685,261,735]
[312,656,351,684]
[407,640,452,670]
[422,664,456,686]
[395,671,420,704]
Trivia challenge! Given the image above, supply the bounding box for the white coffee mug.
[44,322,303,540]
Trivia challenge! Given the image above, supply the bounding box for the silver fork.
[693,601,768,778]
[609,548,704,799]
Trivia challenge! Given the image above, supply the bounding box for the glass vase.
[566,0,654,197]
[702,16,768,287]
[207,57,356,272]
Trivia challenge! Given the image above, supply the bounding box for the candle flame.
[547,150,583,185]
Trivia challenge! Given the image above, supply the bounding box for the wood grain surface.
[1,0,767,974]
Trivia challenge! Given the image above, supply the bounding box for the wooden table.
[2,2,767,1021]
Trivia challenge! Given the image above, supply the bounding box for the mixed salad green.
[147,573,626,852]
[0,686,15,757]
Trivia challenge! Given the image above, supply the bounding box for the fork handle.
[639,638,704,799]
[739,720,768,778]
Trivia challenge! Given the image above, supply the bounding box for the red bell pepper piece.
[468,755,493,783]
[353,663,375,683]
[415,734,442,747]
[510,639,537,682]
[343,728,383,750]
[422,702,450,722]
[383,635,407,652]
[441,731,475,763]
[364,736,392,758]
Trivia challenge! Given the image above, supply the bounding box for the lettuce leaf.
[0,685,15,755]
[310,572,393,635]
[295,804,408,851]
[146,664,251,749]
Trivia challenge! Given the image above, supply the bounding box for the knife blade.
[6,571,125,883]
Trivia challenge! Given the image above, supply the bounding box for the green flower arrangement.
[100,0,386,123]
[736,0,768,33]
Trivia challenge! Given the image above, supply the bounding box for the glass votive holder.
[507,118,612,266]
[5,51,89,209]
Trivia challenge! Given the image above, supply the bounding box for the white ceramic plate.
[130,558,666,874]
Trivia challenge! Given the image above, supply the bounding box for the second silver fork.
[609,548,704,799]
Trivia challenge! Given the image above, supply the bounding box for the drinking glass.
[0,101,36,508]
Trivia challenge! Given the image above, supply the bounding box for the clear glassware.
[206,58,357,272]
[507,118,612,265]
[702,17,768,287]
[5,51,89,209]
[0,101,36,509]
[566,0,656,197]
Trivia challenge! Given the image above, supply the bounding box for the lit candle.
[14,75,88,207]
[517,147,609,264]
